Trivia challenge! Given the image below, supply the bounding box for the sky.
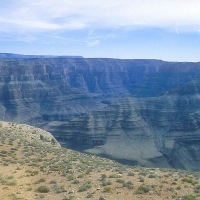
[1,0,200,61]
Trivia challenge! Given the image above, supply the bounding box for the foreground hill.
[0,57,200,170]
[0,121,199,200]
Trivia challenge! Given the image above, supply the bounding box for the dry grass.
[0,121,199,200]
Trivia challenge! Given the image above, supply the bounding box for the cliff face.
[0,57,200,170]
[62,93,200,171]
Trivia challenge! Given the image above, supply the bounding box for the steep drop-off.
[0,57,200,170]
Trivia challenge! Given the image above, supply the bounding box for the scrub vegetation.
[0,121,199,200]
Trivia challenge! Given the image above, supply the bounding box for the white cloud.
[0,18,60,30]
[1,0,200,33]
[87,40,100,47]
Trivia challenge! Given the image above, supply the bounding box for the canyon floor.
[0,122,199,200]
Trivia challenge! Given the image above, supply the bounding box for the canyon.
[0,55,200,170]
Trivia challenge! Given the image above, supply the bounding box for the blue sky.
[1,0,200,61]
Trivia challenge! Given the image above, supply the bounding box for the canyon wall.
[0,57,200,170]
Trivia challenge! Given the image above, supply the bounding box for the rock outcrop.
[0,121,61,148]
[0,57,200,170]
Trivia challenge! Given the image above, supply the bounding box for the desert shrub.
[136,185,151,194]
[123,181,133,189]
[31,171,39,176]
[67,175,75,181]
[148,174,156,178]
[35,178,46,184]
[194,185,200,193]
[5,180,17,186]
[62,196,75,200]
[139,177,145,182]
[116,179,125,184]
[54,185,67,193]
[36,185,50,193]
[49,180,57,184]
[182,178,195,185]
[109,174,118,178]
[26,187,32,191]
[176,186,181,190]
[128,172,135,176]
[101,174,107,181]
[78,182,92,192]
[181,195,196,200]
[103,186,112,193]
[102,179,112,186]
[77,174,84,178]
[168,187,175,192]
[72,179,80,184]
[139,172,147,176]
[86,193,93,198]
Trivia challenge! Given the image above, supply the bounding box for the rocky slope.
[0,57,200,170]
[0,121,60,148]
[0,121,199,200]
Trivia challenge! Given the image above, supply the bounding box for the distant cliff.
[0,57,200,170]
[0,53,83,59]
